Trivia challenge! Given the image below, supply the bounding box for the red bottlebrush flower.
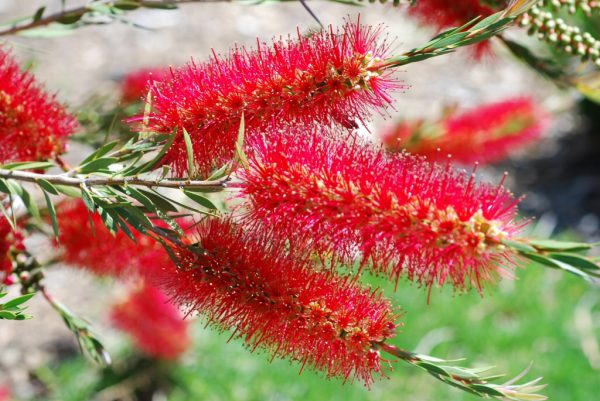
[111,284,190,360]
[0,219,24,285]
[120,67,170,104]
[381,97,549,165]
[0,385,10,401]
[136,20,398,177]
[0,49,78,164]
[239,128,524,292]
[54,200,170,279]
[407,1,503,57]
[159,219,398,385]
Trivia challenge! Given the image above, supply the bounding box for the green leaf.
[136,189,178,213]
[469,384,505,397]
[520,252,562,269]
[7,180,40,220]
[98,206,117,234]
[80,140,119,165]
[5,179,24,197]
[136,129,177,174]
[469,12,501,31]
[103,208,135,240]
[78,157,118,174]
[50,297,111,366]
[2,293,35,309]
[1,161,55,171]
[0,292,34,320]
[417,361,450,377]
[141,2,178,9]
[528,239,593,252]
[0,179,10,194]
[549,253,600,272]
[80,188,95,212]
[55,184,81,198]
[439,366,480,380]
[21,23,76,38]
[138,89,154,139]
[182,127,196,178]
[115,204,153,231]
[153,207,184,236]
[43,190,60,238]
[113,1,141,11]
[501,38,567,82]
[504,239,536,253]
[37,178,59,195]
[56,12,84,25]
[207,162,232,181]
[33,6,46,22]
[431,32,470,50]
[0,311,18,320]
[184,190,219,210]
[144,187,204,216]
[87,3,118,15]
[117,186,156,212]
[116,188,182,235]
[235,114,248,169]
[0,197,16,231]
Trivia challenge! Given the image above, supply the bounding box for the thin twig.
[379,343,547,400]
[0,5,88,37]
[0,168,229,190]
[0,0,233,37]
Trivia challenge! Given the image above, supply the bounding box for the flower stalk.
[380,343,547,401]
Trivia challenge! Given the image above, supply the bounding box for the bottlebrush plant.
[136,20,398,177]
[380,97,550,164]
[0,49,78,164]
[53,199,170,279]
[120,67,170,105]
[239,127,523,292]
[0,1,599,401]
[111,283,191,360]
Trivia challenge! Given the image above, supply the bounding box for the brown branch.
[0,168,229,191]
[0,5,88,37]
[0,0,233,37]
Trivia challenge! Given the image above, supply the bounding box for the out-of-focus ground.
[0,1,598,401]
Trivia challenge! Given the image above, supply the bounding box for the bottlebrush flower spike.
[0,385,9,401]
[380,97,549,164]
[0,220,24,285]
[54,200,170,279]
[120,67,170,104]
[0,48,78,164]
[136,20,398,177]
[240,128,524,292]
[159,218,398,385]
[407,0,500,57]
[111,284,190,360]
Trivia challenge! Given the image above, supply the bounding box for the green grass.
[36,264,599,401]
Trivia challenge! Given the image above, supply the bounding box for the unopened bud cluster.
[539,0,599,15]
[519,2,600,66]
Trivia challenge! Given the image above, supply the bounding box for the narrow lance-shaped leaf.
[182,127,196,178]
[43,190,60,238]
